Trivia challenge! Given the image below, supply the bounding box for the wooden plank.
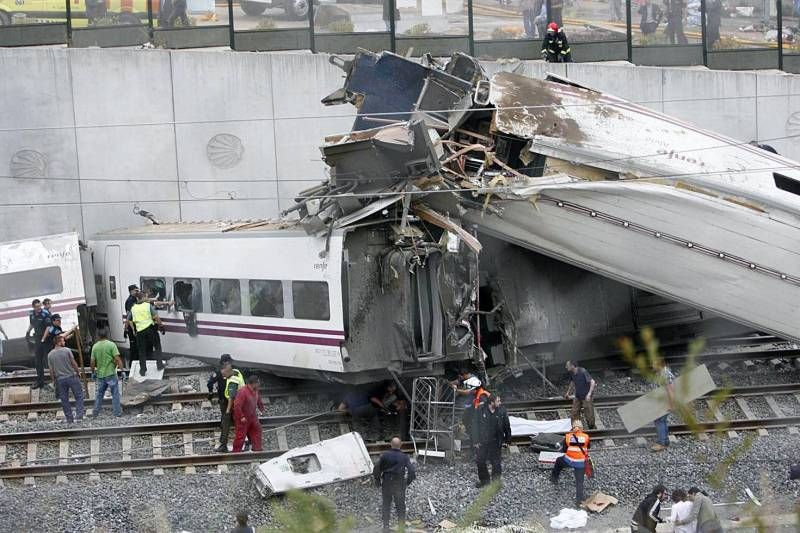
[59,441,69,465]
[90,439,100,464]
[712,408,738,439]
[735,398,756,420]
[617,364,716,432]
[765,396,784,418]
[26,442,37,463]
[308,424,320,444]
[122,437,132,461]
[276,428,289,451]
[592,410,615,447]
[152,435,162,459]
[183,433,193,456]
[525,411,537,421]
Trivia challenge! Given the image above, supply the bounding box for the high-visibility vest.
[564,430,589,462]
[224,369,245,400]
[472,387,490,408]
[131,302,154,332]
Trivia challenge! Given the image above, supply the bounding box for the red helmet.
[548,22,559,31]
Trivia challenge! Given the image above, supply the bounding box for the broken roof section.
[323,50,484,132]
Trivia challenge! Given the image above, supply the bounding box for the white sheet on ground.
[509,415,571,436]
[549,508,588,529]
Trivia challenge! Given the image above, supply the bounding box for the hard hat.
[548,22,558,31]
[463,376,482,389]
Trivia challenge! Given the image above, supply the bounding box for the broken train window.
[140,277,167,302]
[210,279,241,315]
[287,454,321,474]
[249,280,284,318]
[173,278,202,312]
[292,281,330,321]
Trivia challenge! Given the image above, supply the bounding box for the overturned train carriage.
[89,211,476,384]
[312,49,800,366]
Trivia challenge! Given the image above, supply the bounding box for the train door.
[104,245,125,342]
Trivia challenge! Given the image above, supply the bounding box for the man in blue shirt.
[373,437,415,533]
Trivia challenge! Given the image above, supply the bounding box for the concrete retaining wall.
[2,48,799,242]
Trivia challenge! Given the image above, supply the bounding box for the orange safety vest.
[472,387,490,408]
[564,430,590,463]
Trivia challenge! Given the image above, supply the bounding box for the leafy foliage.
[264,490,355,533]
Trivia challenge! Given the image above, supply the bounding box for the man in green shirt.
[90,329,124,417]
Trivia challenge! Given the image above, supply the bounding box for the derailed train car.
[89,206,476,384]
[307,49,800,366]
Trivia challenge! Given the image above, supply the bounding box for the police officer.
[123,285,140,368]
[27,299,51,389]
[551,419,591,506]
[373,436,415,533]
[471,394,511,487]
[41,314,64,357]
[215,361,245,453]
[127,292,165,376]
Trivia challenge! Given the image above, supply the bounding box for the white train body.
[89,219,475,383]
[0,232,87,343]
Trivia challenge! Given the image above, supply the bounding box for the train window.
[109,276,117,300]
[210,279,241,315]
[292,281,330,321]
[774,173,800,196]
[174,278,203,312]
[0,266,63,301]
[249,280,284,318]
[140,277,167,301]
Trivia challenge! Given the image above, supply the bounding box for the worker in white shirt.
[669,488,696,533]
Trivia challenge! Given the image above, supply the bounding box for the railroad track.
[0,364,211,387]
[0,382,341,417]
[2,383,798,481]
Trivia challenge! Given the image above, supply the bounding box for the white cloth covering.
[549,508,588,529]
[509,415,572,436]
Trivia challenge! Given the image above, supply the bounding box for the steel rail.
[0,411,348,444]
[0,384,340,415]
[503,382,800,412]
[0,365,212,386]
[3,382,798,445]
[0,441,408,479]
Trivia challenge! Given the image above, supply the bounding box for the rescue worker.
[369,381,410,440]
[207,353,234,410]
[232,375,264,452]
[541,22,572,63]
[565,360,597,430]
[127,291,165,376]
[373,436,416,533]
[471,394,511,487]
[631,484,668,532]
[215,361,245,453]
[550,420,590,506]
[123,284,140,368]
[42,298,53,315]
[651,358,675,452]
[41,314,64,358]
[27,299,51,389]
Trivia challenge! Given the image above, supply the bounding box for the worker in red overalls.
[232,374,265,452]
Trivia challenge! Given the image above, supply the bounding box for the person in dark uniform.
[41,314,64,358]
[207,353,234,416]
[470,394,511,487]
[369,381,410,440]
[123,285,140,368]
[664,0,688,45]
[27,299,51,389]
[541,22,573,63]
[373,436,416,533]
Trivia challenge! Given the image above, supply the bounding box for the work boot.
[650,443,666,452]
[156,361,165,371]
[139,367,147,376]
[215,444,228,453]
[31,383,42,390]
[475,480,488,488]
